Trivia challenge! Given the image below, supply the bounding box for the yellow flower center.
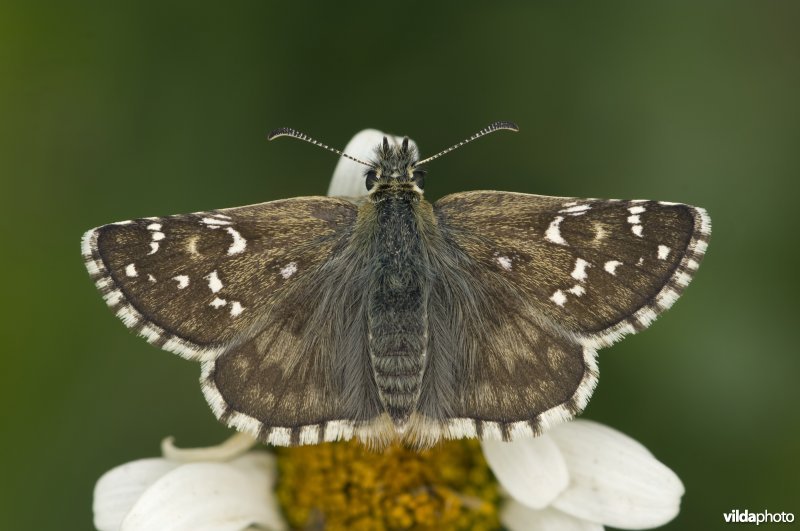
[276,439,501,530]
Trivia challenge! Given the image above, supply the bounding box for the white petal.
[550,420,684,529]
[327,129,418,197]
[502,501,603,531]
[482,434,569,509]
[94,458,181,531]
[161,432,257,462]
[121,452,285,531]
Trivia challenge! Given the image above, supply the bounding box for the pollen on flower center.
[275,439,501,530]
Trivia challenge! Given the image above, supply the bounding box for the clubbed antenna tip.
[267,127,373,167]
[415,121,519,166]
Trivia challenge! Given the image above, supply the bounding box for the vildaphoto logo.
[724,509,795,525]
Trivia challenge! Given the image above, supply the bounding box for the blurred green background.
[2,2,798,529]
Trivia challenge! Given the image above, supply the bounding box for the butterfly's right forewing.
[434,191,710,346]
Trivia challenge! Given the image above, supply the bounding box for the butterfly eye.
[412,169,426,189]
[365,170,379,191]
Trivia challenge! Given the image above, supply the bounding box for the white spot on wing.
[280,262,298,279]
[626,206,644,237]
[657,245,671,260]
[446,419,477,439]
[567,284,585,296]
[656,288,680,309]
[206,270,223,293]
[125,263,138,277]
[636,307,659,327]
[225,227,247,255]
[201,217,232,226]
[571,258,591,281]
[560,204,591,214]
[636,257,644,266]
[210,297,227,309]
[86,260,102,275]
[481,421,503,440]
[173,275,189,289]
[550,290,567,306]
[604,260,622,275]
[545,216,568,245]
[697,208,712,236]
[496,256,512,271]
[139,324,161,343]
[268,427,291,446]
[146,223,165,253]
[164,337,221,361]
[116,305,140,327]
[675,271,692,287]
[104,289,123,306]
[230,301,244,317]
[147,274,156,283]
[593,224,607,241]
[81,229,96,257]
[187,237,200,256]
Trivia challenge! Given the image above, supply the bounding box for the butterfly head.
[365,137,426,197]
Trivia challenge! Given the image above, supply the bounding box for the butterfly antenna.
[268,127,374,167]
[414,121,519,166]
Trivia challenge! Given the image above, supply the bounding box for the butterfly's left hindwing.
[81,196,358,360]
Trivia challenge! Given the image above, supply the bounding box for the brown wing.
[84,196,392,446]
[406,191,709,445]
[433,191,710,347]
[82,197,358,360]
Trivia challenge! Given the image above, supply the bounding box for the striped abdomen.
[368,196,428,423]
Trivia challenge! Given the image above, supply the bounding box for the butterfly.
[82,122,710,449]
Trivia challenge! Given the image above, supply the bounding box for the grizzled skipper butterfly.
[82,122,710,448]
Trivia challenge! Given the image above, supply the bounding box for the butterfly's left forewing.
[82,197,357,359]
[83,197,391,445]
[409,191,710,444]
